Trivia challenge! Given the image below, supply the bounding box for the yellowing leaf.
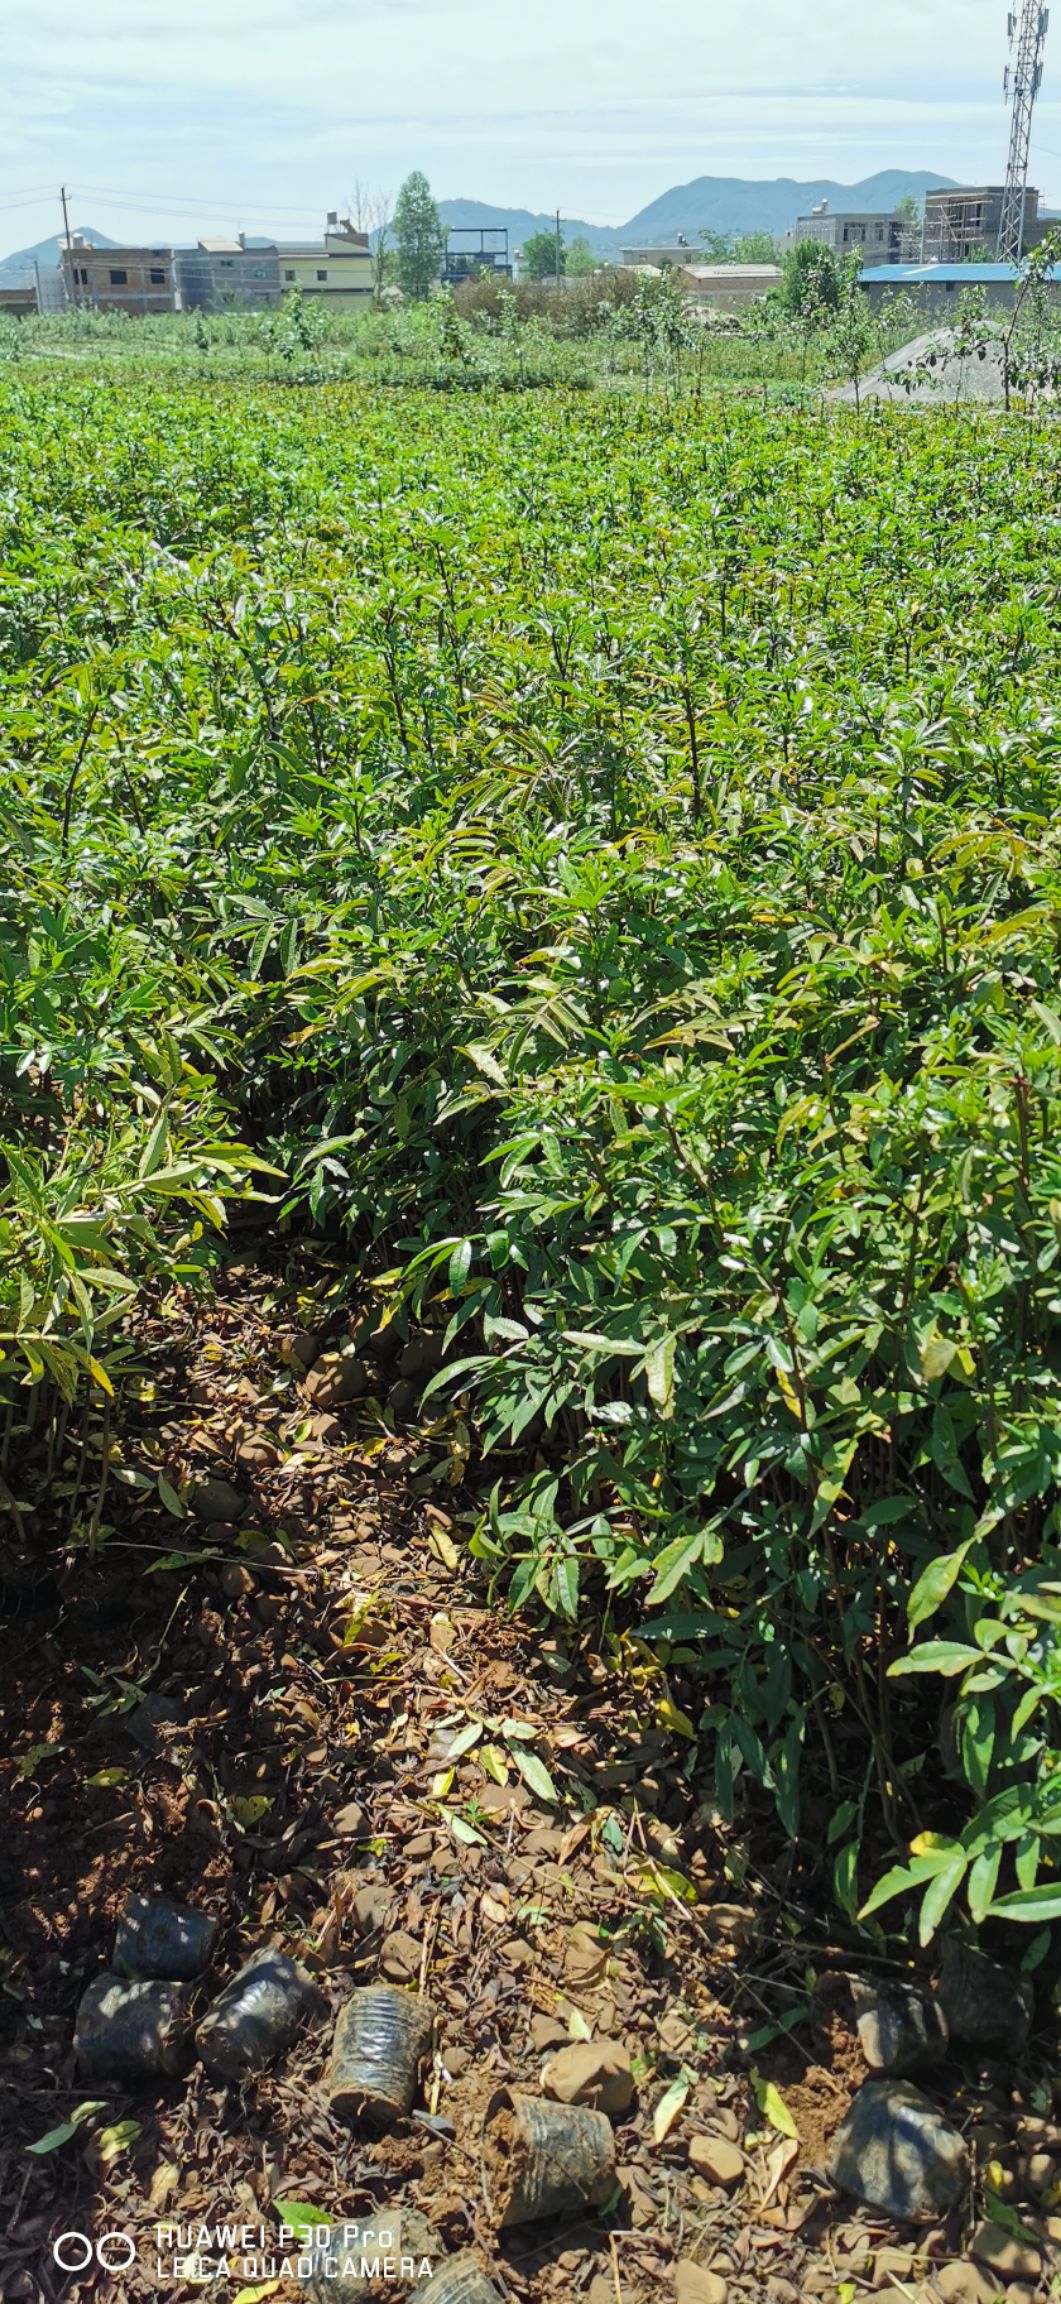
[431,1768,455,1799]
[232,2286,281,2304]
[636,1859,698,1907]
[479,1744,509,1785]
[230,1795,272,1829]
[427,1524,460,1571]
[776,1368,802,1420]
[567,2006,593,2041]
[95,2118,141,2164]
[87,1766,129,1787]
[656,1691,696,1740]
[653,2070,692,2143]
[751,2071,799,2140]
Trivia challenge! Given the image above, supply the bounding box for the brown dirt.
[0,1245,1059,2304]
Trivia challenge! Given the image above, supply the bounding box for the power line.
[76,180,330,220]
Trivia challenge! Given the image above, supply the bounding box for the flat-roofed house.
[175,237,282,312]
[678,262,781,310]
[61,236,178,314]
[275,215,373,307]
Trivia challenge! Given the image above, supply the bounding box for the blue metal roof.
[861,262,1061,283]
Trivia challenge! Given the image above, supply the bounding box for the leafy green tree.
[523,229,565,281]
[394,171,445,301]
[779,239,841,317]
[733,231,780,263]
[566,236,597,277]
[699,229,732,261]
[896,193,922,246]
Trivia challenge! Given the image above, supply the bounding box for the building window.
[284,269,295,281]
[109,268,128,285]
[316,268,327,281]
[149,268,165,284]
[253,266,265,278]
[78,267,88,285]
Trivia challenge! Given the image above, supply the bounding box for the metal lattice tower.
[998,1,1050,261]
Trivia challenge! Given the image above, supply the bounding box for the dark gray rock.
[125,1692,188,1753]
[850,1976,949,2076]
[114,1894,218,1981]
[74,1973,192,2080]
[937,1941,1034,2055]
[191,1477,248,1525]
[417,2258,502,2304]
[811,1970,948,2078]
[196,1948,320,2083]
[826,2079,969,2222]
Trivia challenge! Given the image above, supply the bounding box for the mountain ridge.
[0,227,117,288]
[438,171,955,256]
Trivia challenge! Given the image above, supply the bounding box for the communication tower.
[998,1,1050,261]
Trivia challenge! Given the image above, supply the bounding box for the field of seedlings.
[5,352,1061,1981]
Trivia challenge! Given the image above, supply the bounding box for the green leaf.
[157,1475,186,1518]
[644,1334,676,1419]
[967,1846,1002,1923]
[918,1851,968,1944]
[889,1642,985,1678]
[274,2201,332,2239]
[509,1747,559,1805]
[448,1239,473,1290]
[653,2070,692,2143]
[907,1539,974,1631]
[987,1882,1061,1923]
[751,2071,799,2139]
[859,1859,939,1921]
[27,2102,104,2155]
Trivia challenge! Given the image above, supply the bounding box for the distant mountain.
[0,226,117,288]
[438,200,621,258]
[622,170,955,243]
[439,173,956,258]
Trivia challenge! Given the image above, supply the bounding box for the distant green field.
[4,366,1061,1934]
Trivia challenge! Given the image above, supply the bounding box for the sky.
[3,0,1061,251]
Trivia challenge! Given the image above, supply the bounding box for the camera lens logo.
[53,2234,137,2273]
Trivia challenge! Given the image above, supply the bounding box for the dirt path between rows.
[0,1246,1055,2304]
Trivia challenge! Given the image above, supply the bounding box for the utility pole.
[998,2,1050,262]
[60,184,78,306]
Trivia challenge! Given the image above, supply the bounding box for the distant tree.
[896,193,922,234]
[351,179,395,303]
[394,172,445,301]
[566,235,597,277]
[523,228,565,281]
[733,231,780,263]
[779,239,842,316]
[699,229,732,261]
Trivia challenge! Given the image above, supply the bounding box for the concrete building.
[0,285,39,317]
[793,205,910,263]
[175,237,281,312]
[61,236,178,314]
[678,262,781,310]
[922,185,1049,262]
[275,214,373,307]
[443,227,510,287]
[859,260,1061,315]
[621,235,695,268]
